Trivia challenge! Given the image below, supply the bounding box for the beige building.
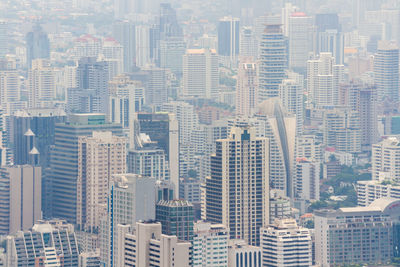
[228,239,262,267]
[77,131,127,231]
[205,125,269,246]
[0,165,41,235]
[124,221,191,267]
[236,60,258,116]
[182,48,219,99]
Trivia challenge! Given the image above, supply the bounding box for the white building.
[294,159,320,201]
[236,60,258,116]
[228,239,262,267]
[260,219,312,267]
[77,131,127,231]
[307,53,344,107]
[372,137,400,182]
[193,222,229,267]
[28,59,56,108]
[296,135,322,161]
[124,221,192,267]
[182,48,219,99]
[357,180,400,206]
[99,174,155,267]
[288,12,313,71]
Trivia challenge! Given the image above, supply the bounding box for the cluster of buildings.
[1,0,400,266]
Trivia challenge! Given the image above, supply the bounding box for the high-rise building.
[239,27,258,59]
[100,174,156,267]
[123,221,192,267]
[135,25,151,68]
[159,3,183,39]
[108,74,144,129]
[294,159,320,201]
[0,21,8,57]
[141,65,168,109]
[28,59,56,108]
[256,99,297,197]
[6,220,79,267]
[279,72,304,135]
[101,38,124,79]
[372,137,400,182]
[0,165,41,235]
[159,37,186,76]
[339,81,378,152]
[315,13,344,64]
[156,199,194,242]
[374,41,400,102]
[269,190,292,224]
[307,52,344,107]
[192,222,229,267]
[11,108,66,167]
[260,219,312,267]
[136,113,179,195]
[288,12,313,72]
[127,134,168,180]
[296,135,323,162]
[162,101,199,176]
[315,198,400,266]
[182,48,219,99]
[112,20,136,72]
[26,24,50,68]
[71,57,109,114]
[228,239,262,267]
[47,114,123,222]
[357,180,400,206]
[218,16,240,66]
[79,251,101,267]
[77,131,127,231]
[205,125,269,246]
[323,108,361,154]
[236,60,258,116]
[259,25,287,102]
[0,58,19,109]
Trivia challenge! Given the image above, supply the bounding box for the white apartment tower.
[77,131,127,231]
[307,52,344,107]
[28,59,56,108]
[260,219,312,267]
[236,60,258,116]
[183,48,219,99]
[192,222,229,267]
[294,159,320,201]
[205,125,269,246]
[372,137,400,182]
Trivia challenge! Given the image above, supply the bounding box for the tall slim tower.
[77,131,127,231]
[26,24,50,69]
[205,125,269,246]
[218,16,240,66]
[28,59,56,108]
[113,21,136,73]
[236,60,258,116]
[259,25,287,102]
[374,41,399,102]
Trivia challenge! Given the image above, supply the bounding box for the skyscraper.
[112,20,136,72]
[374,41,400,102]
[100,173,156,267]
[288,12,313,72]
[28,59,56,108]
[218,16,240,66]
[182,48,219,99]
[26,24,50,68]
[371,137,400,182]
[136,113,179,194]
[77,131,127,231]
[259,25,287,102]
[47,114,123,223]
[0,165,41,235]
[205,125,269,246]
[0,21,8,57]
[236,60,258,116]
